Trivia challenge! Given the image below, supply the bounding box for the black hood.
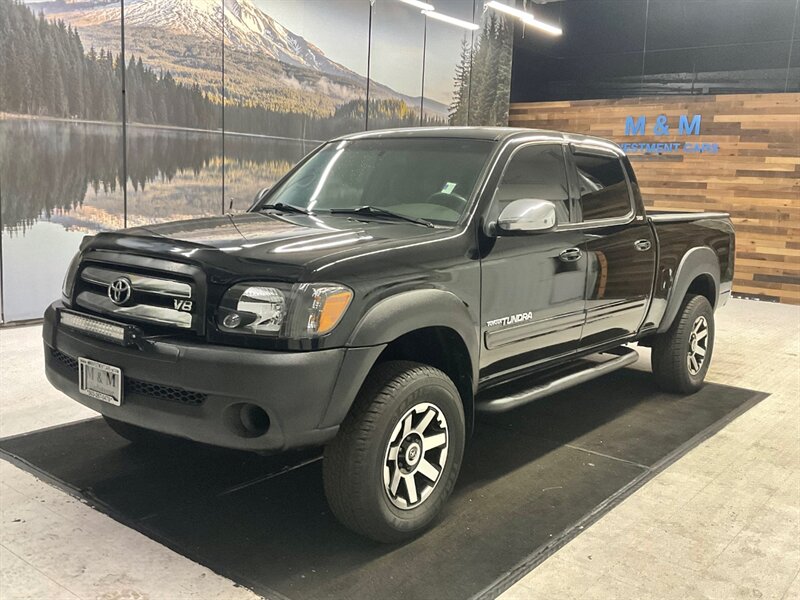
[116,212,449,270]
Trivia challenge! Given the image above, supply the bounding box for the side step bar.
[476,346,640,413]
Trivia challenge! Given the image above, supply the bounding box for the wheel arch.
[658,246,720,333]
[319,290,479,433]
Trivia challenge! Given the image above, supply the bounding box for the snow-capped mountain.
[30,0,449,117]
[53,0,352,78]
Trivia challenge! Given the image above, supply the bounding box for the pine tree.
[449,36,472,126]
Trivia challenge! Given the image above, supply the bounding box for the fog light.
[222,313,242,328]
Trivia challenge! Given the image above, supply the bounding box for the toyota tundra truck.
[44,127,734,542]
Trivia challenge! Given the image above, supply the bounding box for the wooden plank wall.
[508,93,800,304]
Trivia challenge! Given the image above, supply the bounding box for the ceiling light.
[398,0,435,10]
[527,18,562,36]
[484,1,562,35]
[422,10,479,30]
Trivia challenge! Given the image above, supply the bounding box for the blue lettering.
[653,115,669,136]
[625,116,646,136]
[678,114,702,136]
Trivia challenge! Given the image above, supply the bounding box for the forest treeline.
[449,14,513,127]
[0,0,446,139]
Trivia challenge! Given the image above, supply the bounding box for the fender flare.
[658,246,720,333]
[317,290,480,431]
[347,289,480,385]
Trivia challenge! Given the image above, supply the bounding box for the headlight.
[217,282,353,338]
[62,252,81,302]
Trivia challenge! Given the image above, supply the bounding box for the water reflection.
[0,117,310,321]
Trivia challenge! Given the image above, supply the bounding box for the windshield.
[260,138,495,225]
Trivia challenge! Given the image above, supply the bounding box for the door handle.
[634,239,652,252]
[559,247,583,262]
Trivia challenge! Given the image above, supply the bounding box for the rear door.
[479,142,587,383]
[568,146,656,349]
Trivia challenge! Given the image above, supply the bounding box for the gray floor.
[1,298,798,600]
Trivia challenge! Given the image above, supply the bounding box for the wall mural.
[0,0,513,322]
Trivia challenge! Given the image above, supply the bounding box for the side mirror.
[496,198,557,234]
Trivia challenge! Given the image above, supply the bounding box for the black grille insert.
[49,348,206,406]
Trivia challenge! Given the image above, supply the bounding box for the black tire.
[323,360,466,543]
[651,294,715,394]
[103,416,170,445]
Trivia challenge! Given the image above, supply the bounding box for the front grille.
[73,255,203,333]
[49,348,206,406]
[52,348,78,371]
[125,379,206,406]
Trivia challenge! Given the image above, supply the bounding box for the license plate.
[78,358,123,406]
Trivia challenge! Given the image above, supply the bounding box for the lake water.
[0,118,311,322]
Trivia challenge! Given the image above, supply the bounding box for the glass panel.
[0,0,124,321]
[467,7,515,125]
[491,144,569,222]
[368,0,426,129]
[574,154,631,221]
[123,0,224,225]
[422,0,475,125]
[222,1,369,210]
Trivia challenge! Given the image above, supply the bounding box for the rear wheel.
[651,294,715,393]
[323,360,465,543]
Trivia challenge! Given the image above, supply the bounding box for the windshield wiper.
[328,206,434,228]
[259,202,311,215]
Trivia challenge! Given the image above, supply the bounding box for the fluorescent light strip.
[398,0,435,11]
[484,1,562,36]
[527,18,562,36]
[422,10,479,30]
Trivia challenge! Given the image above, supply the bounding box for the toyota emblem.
[108,277,132,305]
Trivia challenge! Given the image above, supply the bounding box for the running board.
[476,347,640,413]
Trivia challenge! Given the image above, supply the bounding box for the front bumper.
[43,302,384,452]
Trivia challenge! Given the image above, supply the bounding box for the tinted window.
[492,144,570,223]
[573,153,631,221]
[264,138,494,225]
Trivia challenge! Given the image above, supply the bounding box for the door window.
[491,144,570,224]
[573,152,632,222]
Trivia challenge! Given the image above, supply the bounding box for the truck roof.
[335,126,623,155]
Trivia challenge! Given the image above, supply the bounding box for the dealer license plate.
[78,358,123,406]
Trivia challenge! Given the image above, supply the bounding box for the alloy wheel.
[687,315,709,375]
[383,402,449,510]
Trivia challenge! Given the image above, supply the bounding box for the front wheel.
[651,294,715,394]
[323,360,465,543]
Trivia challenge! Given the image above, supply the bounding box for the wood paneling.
[509,93,800,304]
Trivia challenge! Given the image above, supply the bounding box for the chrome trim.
[77,292,193,328]
[82,266,192,299]
[648,212,731,223]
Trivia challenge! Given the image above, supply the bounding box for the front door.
[479,142,587,383]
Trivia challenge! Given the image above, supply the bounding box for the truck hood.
[119,212,449,268]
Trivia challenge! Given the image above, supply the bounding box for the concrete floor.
[0,298,798,600]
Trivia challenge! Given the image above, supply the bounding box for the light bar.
[422,10,479,30]
[398,0,435,10]
[60,311,127,343]
[485,1,562,35]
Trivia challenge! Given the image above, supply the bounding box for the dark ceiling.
[510,0,800,102]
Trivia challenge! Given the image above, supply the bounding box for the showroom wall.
[509,0,799,304]
[0,0,513,323]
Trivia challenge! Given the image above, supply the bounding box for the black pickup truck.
[44,127,734,542]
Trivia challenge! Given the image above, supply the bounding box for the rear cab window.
[571,149,634,223]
